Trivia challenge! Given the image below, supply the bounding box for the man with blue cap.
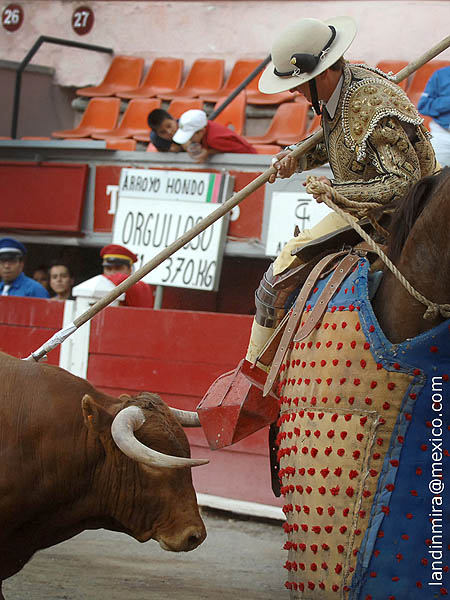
[0,238,49,298]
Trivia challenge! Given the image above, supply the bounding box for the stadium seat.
[76,55,145,97]
[305,112,322,136]
[252,144,282,154]
[200,59,262,102]
[51,97,121,138]
[376,60,409,90]
[117,57,184,99]
[212,92,246,135]
[246,101,309,146]
[92,98,161,140]
[407,59,450,106]
[106,139,137,151]
[245,70,292,105]
[133,98,204,143]
[21,136,51,140]
[158,58,225,100]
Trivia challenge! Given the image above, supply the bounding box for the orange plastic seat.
[133,98,204,143]
[200,59,262,102]
[253,143,282,154]
[158,58,225,100]
[21,136,51,140]
[376,60,409,90]
[407,59,450,106]
[246,101,310,146]
[106,139,137,151]
[245,70,292,105]
[76,55,145,97]
[304,112,322,136]
[117,57,184,99]
[92,98,161,140]
[212,93,246,135]
[52,97,121,139]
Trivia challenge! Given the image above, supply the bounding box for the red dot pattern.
[278,310,416,594]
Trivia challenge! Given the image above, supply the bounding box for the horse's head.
[372,167,450,342]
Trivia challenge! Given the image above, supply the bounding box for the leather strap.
[263,251,349,397]
[293,252,359,343]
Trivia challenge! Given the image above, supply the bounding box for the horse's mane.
[388,167,450,261]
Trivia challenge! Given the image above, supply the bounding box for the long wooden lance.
[26,33,450,362]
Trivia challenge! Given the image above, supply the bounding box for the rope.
[305,176,450,321]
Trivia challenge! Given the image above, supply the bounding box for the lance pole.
[25,34,450,362]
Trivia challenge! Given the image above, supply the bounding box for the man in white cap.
[246,16,438,364]
[172,109,256,162]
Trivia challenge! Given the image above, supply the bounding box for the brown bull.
[0,351,207,598]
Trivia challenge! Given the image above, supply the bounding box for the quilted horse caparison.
[276,258,449,599]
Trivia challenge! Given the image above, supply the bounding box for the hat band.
[273,25,336,78]
[103,253,134,264]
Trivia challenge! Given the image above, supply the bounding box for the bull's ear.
[119,393,131,400]
[81,394,112,433]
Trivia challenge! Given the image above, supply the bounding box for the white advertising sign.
[113,169,228,291]
[118,168,223,203]
[265,191,333,257]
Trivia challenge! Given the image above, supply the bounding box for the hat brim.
[172,129,194,145]
[259,16,357,94]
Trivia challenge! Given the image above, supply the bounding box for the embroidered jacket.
[296,63,437,205]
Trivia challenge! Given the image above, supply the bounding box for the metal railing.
[11,36,113,138]
[208,55,271,121]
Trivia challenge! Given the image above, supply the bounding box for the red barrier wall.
[0,297,281,508]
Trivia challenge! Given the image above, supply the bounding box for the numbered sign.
[72,5,94,35]
[2,4,23,32]
[265,191,333,257]
[112,168,230,291]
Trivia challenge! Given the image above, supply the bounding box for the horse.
[275,168,450,599]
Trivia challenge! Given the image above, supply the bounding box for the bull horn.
[111,406,208,468]
[170,407,201,427]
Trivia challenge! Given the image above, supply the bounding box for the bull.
[0,351,207,598]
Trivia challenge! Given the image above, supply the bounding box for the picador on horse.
[233,16,447,600]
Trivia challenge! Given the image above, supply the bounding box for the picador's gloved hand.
[245,319,276,367]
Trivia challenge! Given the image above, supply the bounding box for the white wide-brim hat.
[259,16,357,94]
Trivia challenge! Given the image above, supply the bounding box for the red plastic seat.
[305,112,322,136]
[245,70,292,105]
[252,144,282,154]
[106,139,137,151]
[376,60,409,90]
[158,58,224,100]
[117,57,184,99]
[246,101,310,146]
[200,59,262,102]
[133,98,204,143]
[76,55,145,97]
[92,98,161,140]
[212,93,246,135]
[407,60,450,106]
[52,98,121,139]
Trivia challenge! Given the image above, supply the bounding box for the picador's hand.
[268,150,299,183]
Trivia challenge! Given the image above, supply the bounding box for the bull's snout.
[158,523,207,552]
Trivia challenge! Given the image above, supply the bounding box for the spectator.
[0,238,49,298]
[32,266,50,291]
[418,65,450,167]
[147,108,182,153]
[172,109,257,162]
[100,244,154,308]
[49,261,74,301]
